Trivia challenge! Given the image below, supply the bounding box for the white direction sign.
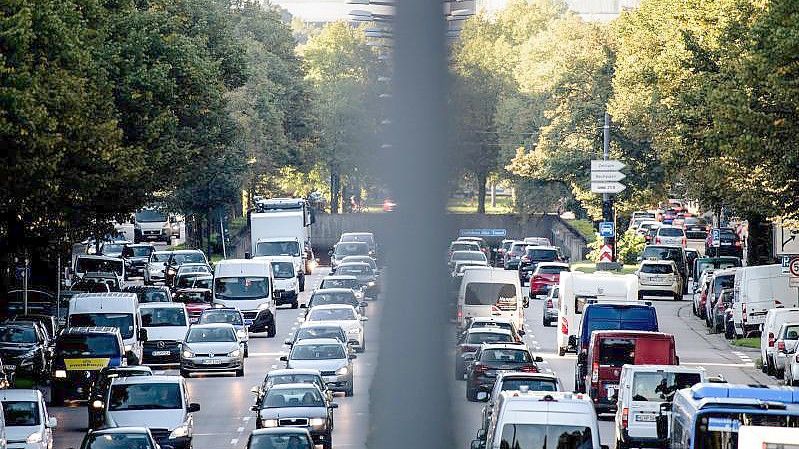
[591,171,626,182]
[591,182,626,194]
[591,160,626,172]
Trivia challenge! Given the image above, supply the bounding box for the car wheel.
[267,325,276,338]
[244,344,249,358]
[725,324,735,340]
[777,369,785,380]
[180,369,190,378]
[323,436,333,449]
[299,275,306,292]
[616,437,628,449]
[674,293,681,301]
[466,385,477,402]
[558,347,566,357]
[455,360,465,380]
[236,366,245,377]
[542,317,549,327]
[692,302,697,316]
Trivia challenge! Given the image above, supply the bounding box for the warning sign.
[64,358,110,371]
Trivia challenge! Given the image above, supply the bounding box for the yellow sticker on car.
[64,358,110,371]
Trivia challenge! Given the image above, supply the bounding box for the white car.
[144,251,172,285]
[140,303,190,366]
[280,338,355,396]
[653,225,686,247]
[304,304,368,352]
[761,307,799,377]
[0,389,55,449]
[777,322,799,385]
[636,260,681,301]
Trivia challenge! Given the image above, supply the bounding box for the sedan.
[251,369,332,407]
[281,338,356,396]
[304,305,368,352]
[334,262,379,298]
[144,251,172,285]
[304,288,366,316]
[465,343,542,401]
[247,428,314,449]
[79,427,160,449]
[180,324,244,377]
[454,328,515,380]
[252,383,337,449]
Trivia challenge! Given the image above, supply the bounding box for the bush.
[568,219,597,243]
[585,229,644,264]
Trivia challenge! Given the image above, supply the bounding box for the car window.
[2,400,40,426]
[262,388,324,408]
[173,291,211,304]
[0,326,37,343]
[525,249,558,261]
[466,332,512,345]
[640,264,673,274]
[57,334,120,357]
[482,349,531,363]
[335,243,369,256]
[199,310,243,325]
[464,283,516,306]
[271,262,295,279]
[312,292,356,306]
[186,327,236,343]
[537,265,568,275]
[248,434,313,449]
[599,338,635,367]
[308,308,356,321]
[291,343,346,360]
[150,252,171,263]
[631,372,702,402]
[267,374,321,387]
[451,243,479,252]
[470,321,513,332]
[337,265,373,276]
[452,252,487,262]
[109,383,182,410]
[296,327,345,342]
[500,424,593,449]
[70,313,134,339]
[500,378,557,392]
[783,325,799,340]
[320,279,357,289]
[659,227,684,237]
[140,289,170,303]
[141,308,187,327]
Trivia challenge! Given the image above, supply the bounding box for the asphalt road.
[52,269,379,449]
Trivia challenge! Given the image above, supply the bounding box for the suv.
[636,260,681,301]
[0,322,50,385]
[465,343,542,401]
[252,383,337,449]
[706,227,743,258]
[639,245,688,293]
[517,246,562,284]
[122,243,155,279]
[503,241,526,270]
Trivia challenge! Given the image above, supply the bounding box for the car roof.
[336,262,371,268]
[267,382,322,391]
[308,304,357,311]
[322,275,357,281]
[189,323,236,330]
[89,427,152,435]
[451,250,484,255]
[299,322,345,330]
[480,343,528,350]
[525,245,558,250]
[470,317,514,324]
[250,427,312,437]
[0,389,43,401]
[139,302,186,310]
[267,369,322,377]
[111,375,183,385]
[313,288,355,295]
[467,328,512,335]
[641,259,676,265]
[341,232,373,237]
[294,338,344,346]
[536,262,569,267]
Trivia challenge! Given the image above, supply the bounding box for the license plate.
[190,318,199,324]
[152,351,170,357]
[721,242,731,246]
[635,414,657,422]
[204,358,223,365]
[244,319,254,325]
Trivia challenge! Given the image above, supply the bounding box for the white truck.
[732,264,799,338]
[249,198,315,291]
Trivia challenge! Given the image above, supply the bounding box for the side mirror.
[250,405,259,412]
[518,329,525,336]
[360,316,368,321]
[279,355,288,362]
[244,252,251,259]
[284,339,293,346]
[476,391,489,402]
[349,354,357,360]
[188,402,201,413]
[523,297,530,308]
[138,328,148,342]
[250,386,260,394]
[330,402,339,409]
[534,356,544,363]
[476,429,486,440]
[360,302,369,308]
[328,250,334,256]
[46,416,58,428]
[636,256,642,262]
[300,303,307,309]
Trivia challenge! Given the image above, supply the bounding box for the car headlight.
[336,367,348,376]
[367,281,375,287]
[257,302,270,311]
[26,432,43,444]
[236,329,246,339]
[182,350,195,358]
[124,344,133,352]
[92,400,104,409]
[261,419,279,428]
[228,349,241,358]
[55,370,67,378]
[169,424,189,439]
[310,418,326,427]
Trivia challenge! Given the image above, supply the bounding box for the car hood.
[127,257,149,264]
[145,326,188,342]
[0,344,38,356]
[306,320,360,332]
[6,425,41,443]
[257,406,328,420]
[287,359,347,372]
[107,409,185,430]
[185,342,239,354]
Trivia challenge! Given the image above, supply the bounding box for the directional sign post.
[591,160,626,172]
[591,171,626,182]
[591,182,626,194]
[789,257,799,288]
[590,160,626,194]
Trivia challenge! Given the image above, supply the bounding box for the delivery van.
[457,268,526,331]
[67,292,146,364]
[733,264,798,338]
[51,327,126,404]
[213,259,276,336]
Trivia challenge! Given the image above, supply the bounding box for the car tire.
[692,302,697,316]
[466,385,477,402]
[323,436,333,449]
[777,369,785,380]
[558,347,566,357]
[236,366,245,377]
[299,274,306,292]
[616,437,629,449]
[267,325,276,338]
[244,344,249,358]
[180,369,190,378]
[291,300,299,309]
[455,360,465,380]
[725,323,735,340]
[674,293,681,301]
[542,317,549,327]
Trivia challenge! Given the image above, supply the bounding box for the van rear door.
[634,337,676,365]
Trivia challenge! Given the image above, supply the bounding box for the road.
[52,269,379,449]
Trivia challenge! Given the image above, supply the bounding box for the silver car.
[281,338,355,397]
[304,305,367,352]
[180,324,244,377]
[144,251,172,285]
[543,286,559,327]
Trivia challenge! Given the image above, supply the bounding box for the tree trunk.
[206,211,213,258]
[330,170,340,214]
[490,181,496,208]
[476,172,487,214]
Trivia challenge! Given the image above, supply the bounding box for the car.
[542,285,559,327]
[280,338,355,396]
[285,323,349,348]
[87,366,153,430]
[304,305,368,352]
[693,269,714,318]
[636,260,682,301]
[0,389,56,449]
[246,428,315,449]
[198,308,249,356]
[102,375,200,449]
[123,285,172,304]
[503,241,527,270]
[251,383,337,449]
[465,343,542,401]
[6,315,57,346]
[517,246,562,284]
[461,317,524,340]
[762,308,799,377]
[78,427,161,449]
[144,250,172,285]
[122,243,156,279]
[528,262,569,298]
[70,272,122,293]
[179,323,245,377]
[775,322,799,384]
[329,242,369,272]
[304,289,366,317]
[449,250,488,270]
[333,262,379,298]
[644,225,660,245]
[266,257,301,307]
[339,232,377,257]
[454,328,516,380]
[0,322,50,385]
[99,240,131,258]
[703,268,737,330]
[639,245,688,293]
[653,225,686,247]
[494,239,514,267]
[318,275,364,300]
[164,250,209,286]
[172,288,213,324]
[140,303,189,365]
[478,372,562,430]
[684,217,710,239]
[684,247,699,278]
[705,227,743,258]
[634,220,660,236]
[449,241,481,260]
[339,255,379,275]
[251,369,332,408]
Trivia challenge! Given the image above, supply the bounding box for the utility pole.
[23,254,29,315]
[602,112,615,262]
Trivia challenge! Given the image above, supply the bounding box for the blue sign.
[712,228,721,247]
[459,229,507,238]
[599,222,615,238]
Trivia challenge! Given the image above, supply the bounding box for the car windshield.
[500,424,593,449]
[337,265,373,276]
[712,275,735,295]
[57,334,120,357]
[659,227,684,237]
[84,433,155,449]
[296,327,345,342]
[102,243,124,253]
[311,292,357,307]
[262,387,325,408]
[482,349,531,363]
[642,246,684,263]
[308,308,356,321]
[0,326,37,343]
[464,282,516,306]
[141,308,186,327]
[537,265,568,275]
[267,374,321,387]
[525,249,557,261]
[75,258,123,276]
[170,253,206,264]
[177,265,210,275]
[631,371,702,402]
[2,400,40,426]
[599,338,636,367]
[256,241,300,257]
[782,325,799,340]
[471,322,513,332]
[452,252,486,262]
[137,289,170,303]
[451,243,479,252]
[271,262,295,279]
[150,252,171,263]
[291,343,346,360]
[214,277,269,300]
[466,332,511,345]
[509,244,526,254]
[341,234,374,246]
[173,291,211,304]
[248,434,313,449]
[320,279,358,289]
[199,310,243,326]
[641,264,673,274]
[135,210,167,223]
[126,246,152,257]
[70,313,134,339]
[500,378,558,392]
[719,230,738,240]
[109,382,182,411]
[694,412,799,449]
[335,243,369,257]
[177,275,212,289]
[186,327,236,343]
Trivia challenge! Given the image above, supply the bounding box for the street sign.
[711,228,721,248]
[774,226,799,256]
[599,244,613,262]
[459,229,507,238]
[783,256,792,274]
[591,171,626,182]
[599,221,615,238]
[591,160,625,172]
[789,257,799,278]
[591,182,626,194]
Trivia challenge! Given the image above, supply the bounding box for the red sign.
[599,245,613,262]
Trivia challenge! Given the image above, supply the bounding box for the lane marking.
[246,352,286,357]
[231,438,238,445]
[237,426,244,432]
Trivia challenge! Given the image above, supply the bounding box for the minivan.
[583,331,678,413]
[457,269,526,331]
[51,327,126,404]
[67,292,147,364]
[213,259,275,336]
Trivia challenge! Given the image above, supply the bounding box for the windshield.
[84,433,154,449]
[186,327,236,343]
[177,265,210,275]
[248,434,313,449]
[109,383,182,411]
[631,371,702,402]
[335,243,369,257]
[2,401,40,426]
[451,243,479,252]
[57,334,120,357]
[141,308,187,327]
[695,412,799,449]
[214,277,269,300]
[525,249,558,261]
[102,243,124,254]
[659,227,684,237]
[177,275,212,289]
[452,252,486,262]
[464,282,517,306]
[320,278,358,289]
[150,252,171,263]
[70,313,134,339]
[782,325,799,339]
[263,387,325,408]
[138,289,170,303]
[125,246,152,257]
[291,344,346,360]
[500,423,593,449]
[267,374,320,387]
[75,258,123,276]
[173,291,211,304]
[482,349,531,363]
[170,253,206,264]
[500,378,558,392]
[199,310,243,326]
[471,321,513,332]
[296,327,345,342]
[256,241,300,257]
[641,264,673,274]
[466,332,512,345]
[599,338,635,367]
[272,262,295,279]
[135,210,167,223]
[0,326,37,343]
[308,308,356,321]
[538,266,568,275]
[311,292,357,307]
[713,275,735,295]
[337,265,373,276]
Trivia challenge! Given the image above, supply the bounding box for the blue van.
[575,302,658,393]
[661,383,799,448]
[51,327,126,405]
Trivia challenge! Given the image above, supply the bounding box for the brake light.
[621,407,629,429]
[769,332,775,347]
[560,317,568,335]
[682,238,687,247]
[521,256,530,262]
[778,340,786,352]
[520,365,538,373]
[457,305,463,322]
[591,362,599,383]
[546,298,553,308]
[655,237,661,244]
[474,363,489,374]
[743,304,747,323]
[735,240,742,247]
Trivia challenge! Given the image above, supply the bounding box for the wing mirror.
[534,356,544,363]
[284,339,293,346]
[138,328,148,342]
[330,402,339,409]
[518,329,525,336]
[250,386,260,394]
[360,316,368,321]
[188,402,201,413]
[279,355,288,362]
[46,416,57,428]
[349,354,357,360]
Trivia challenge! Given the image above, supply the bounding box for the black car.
[252,383,337,449]
[517,246,562,283]
[8,314,58,345]
[706,227,744,258]
[465,343,542,401]
[164,250,208,286]
[683,217,709,239]
[87,365,153,429]
[334,263,379,298]
[640,245,689,293]
[123,285,172,303]
[122,243,155,278]
[0,322,50,384]
[51,327,126,404]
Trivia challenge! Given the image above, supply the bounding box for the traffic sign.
[599,244,613,262]
[591,160,625,172]
[774,226,799,256]
[459,229,507,238]
[783,256,792,274]
[711,229,721,248]
[591,182,626,194]
[591,171,626,182]
[599,222,615,238]
[789,257,799,278]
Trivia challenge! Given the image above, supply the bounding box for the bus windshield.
[695,412,799,449]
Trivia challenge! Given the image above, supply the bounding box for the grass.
[571,261,639,274]
[731,337,761,349]
[447,196,514,214]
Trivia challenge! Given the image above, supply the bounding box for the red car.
[172,288,213,323]
[529,262,570,298]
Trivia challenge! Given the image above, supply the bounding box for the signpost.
[599,222,615,238]
[774,226,799,256]
[592,113,626,264]
[590,171,626,182]
[711,228,721,248]
[590,182,626,194]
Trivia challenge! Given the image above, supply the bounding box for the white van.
[68,292,145,364]
[614,365,705,449]
[557,271,639,356]
[213,259,275,327]
[733,264,798,338]
[139,303,189,366]
[457,268,526,331]
[255,256,300,308]
[473,391,605,449]
[760,307,799,376]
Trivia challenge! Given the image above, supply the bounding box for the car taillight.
[591,362,599,383]
[735,240,742,247]
[682,238,687,247]
[743,304,747,323]
[474,363,489,374]
[717,299,726,310]
[560,317,568,335]
[621,407,629,429]
[457,305,463,322]
[795,353,799,363]
[769,332,775,347]
[521,365,538,373]
[778,340,786,352]
[546,299,553,308]
[521,256,530,262]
